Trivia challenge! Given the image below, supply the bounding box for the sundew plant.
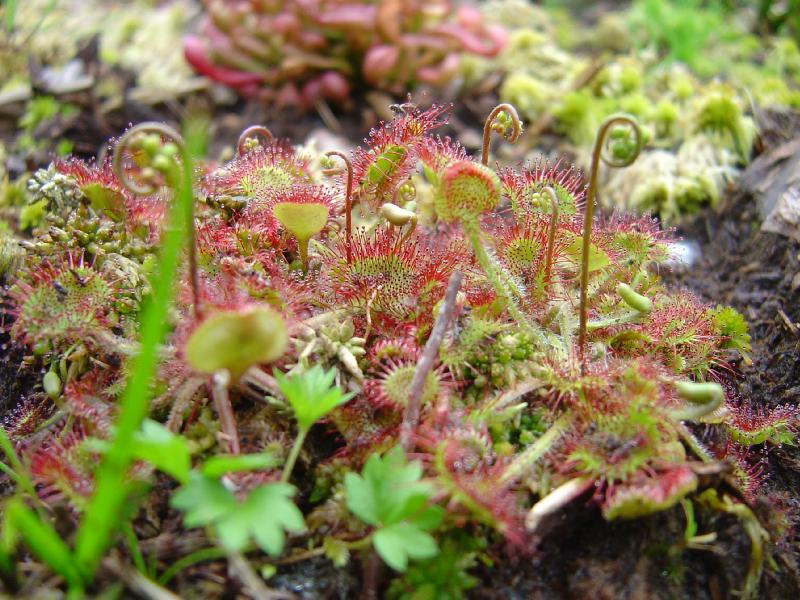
[0,103,793,598]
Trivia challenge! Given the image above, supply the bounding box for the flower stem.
[578,115,642,372]
[542,186,559,292]
[298,236,310,272]
[481,103,522,166]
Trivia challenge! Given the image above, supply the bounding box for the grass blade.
[73,120,206,577]
[6,499,83,592]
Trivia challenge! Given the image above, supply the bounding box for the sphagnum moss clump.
[0,103,792,599]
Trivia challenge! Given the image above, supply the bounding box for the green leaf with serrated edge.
[408,505,445,531]
[345,447,437,528]
[133,420,191,484]
[170,473,237,527]
[172,476,305,556]
[274,365,354,432]
[216,483,305,555]
[373,523,439,572]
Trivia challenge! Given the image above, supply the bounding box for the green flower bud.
[617,283,653,313]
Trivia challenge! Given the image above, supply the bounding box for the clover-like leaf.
[345,446,435,527]
[171,473,237,527]
[344,447,442,572]
[373,522,439,572]
[215,482,305,555]
[171,473,305,556]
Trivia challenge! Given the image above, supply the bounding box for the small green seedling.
[172,471,304,556]
[274,365,354,482]
[345,446,443,572]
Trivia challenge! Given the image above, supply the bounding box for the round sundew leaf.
[185,306,288,379]
[435,160,500,223]
[563,233,610,272]
[81,183,127,220]
[272,202,329,242]
[381,365,440,407]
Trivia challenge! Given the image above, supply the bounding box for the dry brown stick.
[400,270,463,451]
[104,554,183,600]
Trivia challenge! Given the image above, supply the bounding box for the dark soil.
[664,186,800,599]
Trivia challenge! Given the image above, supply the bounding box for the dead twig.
[778,308,798,335]
[400,270,463,450]
[104,555,183,600]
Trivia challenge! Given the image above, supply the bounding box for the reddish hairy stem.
[236,125,274,155]
[481,103,522,166]
[543,186,559,291]
[112,122,202,321]
[211,370,240,454]
[323,150,354,263]
[400,270,463,451]
[578,114,641,373]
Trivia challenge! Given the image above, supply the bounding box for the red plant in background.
[185,1,505,109]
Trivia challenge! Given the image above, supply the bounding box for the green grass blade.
[157,547,226,585]
[73,120,206,577]
[6,499,83,591]
[3,0,17,31]
[0,427,39,500]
